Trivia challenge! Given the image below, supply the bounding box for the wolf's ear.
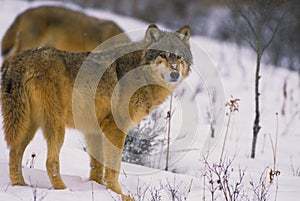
[177,25,190,43]
[145,24,161,43]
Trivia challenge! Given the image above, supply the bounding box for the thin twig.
[220,97,240,162]
[165,95,173,171]
[91,182,95,201]
[274,113,279,201]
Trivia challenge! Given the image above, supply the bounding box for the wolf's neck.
[127,84,173,124]
[146,85,173,107]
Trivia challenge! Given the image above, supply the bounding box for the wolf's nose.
[170,72,180,80]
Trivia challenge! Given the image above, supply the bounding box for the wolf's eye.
[177,55,183,59]
[159,53,167,59]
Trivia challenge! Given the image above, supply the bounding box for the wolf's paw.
[121,194,134,201]
[11,180,27,186]
[89,176,105,186]
[53,182,66,190]
[10,175,27,187]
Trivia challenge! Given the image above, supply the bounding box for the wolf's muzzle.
[170,71,180,81]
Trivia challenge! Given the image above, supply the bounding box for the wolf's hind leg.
[43,121,66,190]
[9,124,37,186]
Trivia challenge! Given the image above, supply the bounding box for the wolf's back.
[1,14,21,58]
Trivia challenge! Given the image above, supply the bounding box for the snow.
[0,0,300,201]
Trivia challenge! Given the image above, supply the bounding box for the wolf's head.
[144,24,192,85]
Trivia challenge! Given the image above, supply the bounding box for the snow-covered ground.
[0,1,299,201]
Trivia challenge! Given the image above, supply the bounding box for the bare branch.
[239,10,259,40]
[262,11,287,54]
[245,37,257,52]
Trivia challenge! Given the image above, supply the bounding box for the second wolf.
[1,24,192,200]
[1,6,130,63]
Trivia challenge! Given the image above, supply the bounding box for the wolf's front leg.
[100,116,133,201]
[89,157,105,185]
[85,133,105,184]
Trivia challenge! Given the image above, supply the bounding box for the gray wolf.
[1,24,192,200]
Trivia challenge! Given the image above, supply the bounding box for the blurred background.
[24,0,300,71]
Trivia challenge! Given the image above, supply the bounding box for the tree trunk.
[251,51,262,158]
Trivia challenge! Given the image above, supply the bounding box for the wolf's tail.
[1,61,30,148]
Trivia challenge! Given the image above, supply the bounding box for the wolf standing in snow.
[1,24,192,200]
[1,6,130,63]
